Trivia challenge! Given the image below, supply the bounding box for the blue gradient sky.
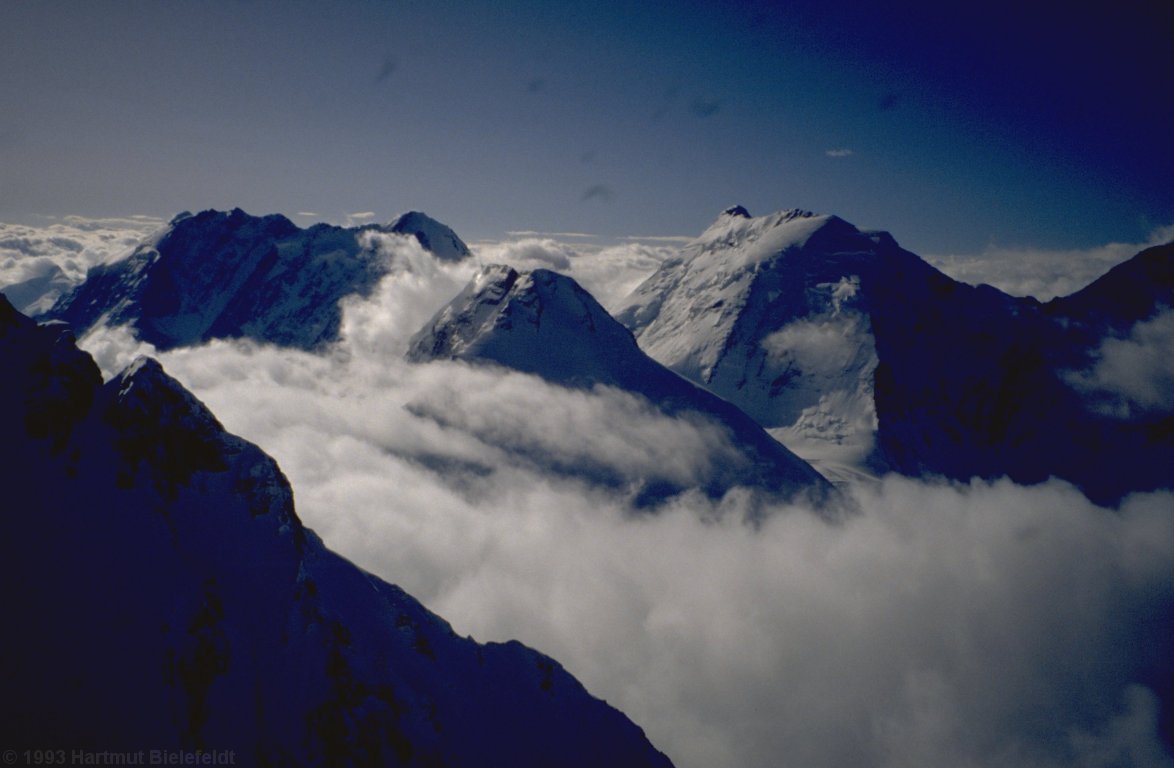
[1,0,1169,253]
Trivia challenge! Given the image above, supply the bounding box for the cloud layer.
[924,225,1174,301]
[1067,308,1174,417]
[16,220,1171,767]
[69,252,1166,768]
[0,216,163,313]
[473,238,674,310]
[145,340,1174,768]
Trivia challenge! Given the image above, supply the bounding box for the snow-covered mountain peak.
[44,206,473,350]
[407,263,638,380]
[616,208,1173,502]
[110,355,217,425]
[614,208,928,478]
[382,210,472,262]
[408,264,835,508]
[112,355,161,396]
[722,204,752,218]
[472,261,520,296]
[692,208,854,269]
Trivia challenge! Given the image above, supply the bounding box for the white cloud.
[405,364,745,489]
[826,148,854,158]
[566,242,676,310]
[473,238,674,311]
[344,211,378,227]
[0,216,162,314]
[342,230,475,358]
[474,237,578,271]
[1067,308,1174,417]
[0,217,160,280]
[32,215,1164,768]
[925,225,1174,301]
[59,214,166,230]
[762,315,864,377]
[80,323,159,380]
[621,235,693,243]
[504,230,597,239]
[92,264,1172,768]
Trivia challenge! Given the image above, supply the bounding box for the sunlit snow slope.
[616,207,1173,503]
[408,263,834,509]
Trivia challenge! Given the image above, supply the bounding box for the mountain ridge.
[0,294,673,767]
[408,263,835,509]
[42,207,470,351]
[616,206,1173,503]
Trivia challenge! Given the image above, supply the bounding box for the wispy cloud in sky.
[826,148,854,158]
[343,211,378,227]
[581,184,616,203]
[373,54,398,85]
[688,97,722,118]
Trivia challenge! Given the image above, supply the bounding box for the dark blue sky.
[1,0,1169,253]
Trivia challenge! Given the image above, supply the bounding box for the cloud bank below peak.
[925,225,1174,301]
[62,241,1174,768]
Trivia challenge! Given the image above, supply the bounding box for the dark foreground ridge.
[0,294,673,767]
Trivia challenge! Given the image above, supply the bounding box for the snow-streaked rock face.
[616,209,897,476]
[383,210,472,262]
[0,295,673,768]
[617,207,1174,503]
[43,208,468,351]
[408,264,834,509]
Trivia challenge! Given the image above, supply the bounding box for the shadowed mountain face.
[385,210,473,262]
[407,264,835,510]
[0,295,672,768]
[43,208,470,351]
[615,207,1173,505]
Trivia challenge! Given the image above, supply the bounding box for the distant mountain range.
[42,208,470,351]
[0,294,672,766]
[18,203,1174,505]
